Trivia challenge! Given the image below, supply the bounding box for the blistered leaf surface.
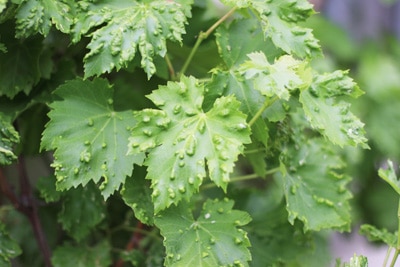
[128,76,251,212]
[155,199,252,267]
[41,78,145,199]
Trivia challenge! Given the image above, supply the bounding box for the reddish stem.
[114,221,144,267]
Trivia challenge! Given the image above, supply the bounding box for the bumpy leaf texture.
[41,78,145,199]
[277,139,352,231]
[128,76,251,212]
[15,0,74,38]
[221,0,321,58]
[52,241,111,267]
[155,199,252,267]
[72,0,191,78]
[0,223,22,267]
[0,115,19,165]
[300,70,368,148]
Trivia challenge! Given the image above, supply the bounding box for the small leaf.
[300,71,368,148]
[340,254,368,267]
[52,240,111,267]
[15,0,74,38]
[0,115,19,165]
[36,175,62,202]
[72,0,191,78]
[378,160,400,195]
[155,198,252,267]
[58,183,106,241]
[359,224,397,247]
[277,139,352,231]
[128,76,251,212]
[41,78,145,199]
[0,223,22,267]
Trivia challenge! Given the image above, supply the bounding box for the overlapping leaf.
[0,223,22,267]
[15,0,74,38]
[0,115,19,165]
[72,0,191,78]
[52,241,111,267]
[155,199,252,267]
[41,78,145,199]
[299,70,368,148]
[220,0,321,58]
[277,139,352,231]
[128,76,251,212]
[359,224,397,247]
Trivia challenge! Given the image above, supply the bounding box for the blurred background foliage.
[308,0,400,232]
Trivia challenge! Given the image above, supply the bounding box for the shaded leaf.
[378,160,400,195]
[0,223,22,267]
[359,224,397,247]
[41,78,145,199]
[155,198,252,267]
[0,115,19,165]
[128,76,251,212]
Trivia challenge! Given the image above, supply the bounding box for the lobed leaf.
[0,115,19,165]
[128,76,251,212]
[155,198,252,267]
[15,0,74,38]
[300,70,368,148]
[41,78,145,199]
[359,224,397,247]
[52,241,111,267]
[277,139,352,231]
[72,0,191,78]
[0,223,22,267]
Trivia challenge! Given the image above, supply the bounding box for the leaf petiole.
[389,198,400,267]
[248,96,279,127]
[178,7,237,78]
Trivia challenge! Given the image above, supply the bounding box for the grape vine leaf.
[338,254,368,267]
[52,240,111,267]
[128,76,251,212]
[72,0,191,78]
[277,138,352,231]
[378,160,400,195]
[0,223,22,267]
[359,224,397,247]
[299,70,368,148]
[41,78,145,199]
[0,115,19,165]
[36,175,62,202]
[155,198,252,267]
[15,0,74,38]
[240,52,308,100]
[58,183,106,241]
[220,0,321,58]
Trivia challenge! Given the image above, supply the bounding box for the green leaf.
[240,53,307,100]
[72,0,190,78]
[41,78,145,199]
[36,175,62,202]
[121,168,154,225]
[340,254,368,267]
[58,183,106,241]
[0,0,5,13]
[221,0,321,58]
[300,71,368,148]
[359,224,397,247]
[0,115,19,165]
[155,198,252,267]
[15,0,74,38]
[277,138,352,231]
[128,76,251,212]
[378,160,400,195]
[52,240,111,267]
[0,222,22,267]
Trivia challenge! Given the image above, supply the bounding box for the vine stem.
[248,96,279,127]
[165,54,176,81]
[389,198,400,267]
[178,7,237,78]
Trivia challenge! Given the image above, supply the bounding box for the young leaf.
[378,160,400,195]
[58,183,106,241]
[220,0,321,58]
[340,254,368,267]
[15,0,74,38]
[277,139,352,231]
[41,78,145,199]
[359,224,397,247]
[0,115,19,165]
[155,198,252,267]
[240,52,307,100]
[0,223,22,267]
[300,71,368,148]
[52,241,111,267]
[72,0,190,78]
[128,76,251,212]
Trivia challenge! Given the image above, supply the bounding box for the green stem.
[244,148,266,155]
[165,54,176,81]
[248,96,279,127]
[389,198,400,267]
[383,247,392,267]
[178,7,237,78]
